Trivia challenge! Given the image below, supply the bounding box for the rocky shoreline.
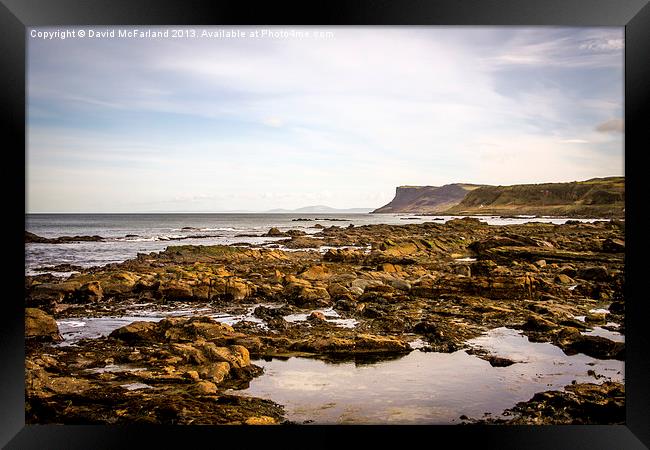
[25,218,625,424]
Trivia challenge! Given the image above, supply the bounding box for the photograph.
[24,25,627,426]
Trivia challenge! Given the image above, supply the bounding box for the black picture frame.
[2,0,649,447]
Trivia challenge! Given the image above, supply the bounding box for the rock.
[471,260,497,276]
[307,311,326,322]
[323,248,365,263]
[30,281,83,305]
[161,317,235,342]
[585,313,607,324]
[577,266,609,282]
[194,343,250,368]
[481,382,625,425]
[350,279,384,293]
[253,305,284,319]
[299,265,331,281]
[245,416,277,425]
[468,235,537,253]
[160,280,194,301]
[558,335,624,360]
[286,229,306,237]
[199,362,231,384]
[387,278,411,292]
[452,265,471,277]
[184,370,200,381]
[25,308,62,342]
[229,345,251,367]
[25,231,103,244]
[335,298,356,311]
[102,272,139,296]
[355,334,411,353]
[535,260,547,268]
[224,278,252,301]
[265,227,285,237]
[193,380,217,395]
[485,356,516,367]
[608,301,624,314]
[134,275,160,292]
[522,315,557,332]
[286,283,331,307]
[327,283,351,299]
[602,238,624,253]
[555,274,575,285]
[109,321,159,343]
[559,265,577,277]
[377,240,423,257]
[466,349,517,367]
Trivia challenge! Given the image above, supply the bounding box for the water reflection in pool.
[231,327,624,424]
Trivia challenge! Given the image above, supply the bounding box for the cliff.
[372,184,482,214]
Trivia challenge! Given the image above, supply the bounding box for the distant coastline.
[373,177,624,218]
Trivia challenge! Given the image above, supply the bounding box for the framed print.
[2,0,649,447]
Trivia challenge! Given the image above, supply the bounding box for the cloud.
[262,117,284,127]
[579,38,624,52]
[484,28,623,69]
[595,118,624,133]
[559,139,589,144]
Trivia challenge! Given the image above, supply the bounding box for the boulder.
[109,321,159,343]
[559,335,625,360]
[555,274,575,285]
[193,380,217,395]
[522,315,557,332]
[299,265,331,281]
[25,308,62,342]
[265,227,285,237]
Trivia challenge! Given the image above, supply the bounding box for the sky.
[27,27,624,213]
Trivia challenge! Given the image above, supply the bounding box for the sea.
[25,213,608,276]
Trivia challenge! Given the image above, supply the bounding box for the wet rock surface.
[472,381,625,425]
[26,316,284,424]
[25,219,625,424]
[26,231,104,244]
